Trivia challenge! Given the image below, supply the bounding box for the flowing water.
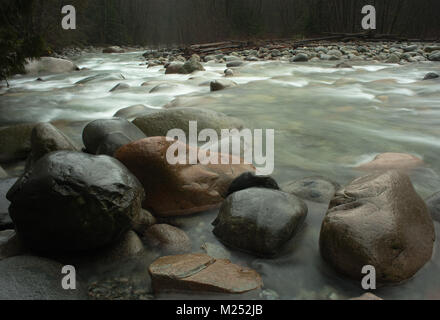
[1,51,440,300]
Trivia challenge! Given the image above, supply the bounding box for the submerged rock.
[426,192,440,222]
[320,170,435,284]
[0,123,37,163]
[82,118,146,155]
[26,123,77,169]
[7,151,145,253]
[0,255,88,300]
[357,152,424,171]
[423,72,439,80]
[226,172,280,197]
[213,188,308,256]
[110,83,130,92]
[144,224,191,255]
[210,79,238,92]
[115,137,254,217]
[282,176,340,204]
[132,107,244,137]
[149,253,263,294]
[24,57,79,75]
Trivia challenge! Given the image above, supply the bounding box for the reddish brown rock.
[149,253,263,294]
[357,153,424,171]
[144,224,191,255]
[115,137,255,217]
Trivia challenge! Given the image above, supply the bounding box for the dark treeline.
[2,0,439,48]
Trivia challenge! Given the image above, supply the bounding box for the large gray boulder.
[82,118,146,155]
[0,123,37,163]
[24,57,79,75]
[26,123,77,169]
[132,107,244,138]
[320,170,435,284]
[165,59,205,74]
[7,151,145,253]
[213,188,308,257]
[0,255,88,300]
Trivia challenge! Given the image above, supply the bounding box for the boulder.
[26,123,77,169]
[95,132,133,157]
[132,209,157,234]
[386,54,400,63]
[335,62,352,68]
[7,151,145,253]
[0,230,23,261]
[426,192,440,222]
[428,51,440,61]
[24,57,79,75]
[357,153,424,171]
[210,79,237,92]
[149,253,262,294]
[424,46,440,53]
[0,255,88,300]
[291,53,309,62]
[144,224,191,255]
[115,137,254,217]
[113,105,153,120]
[224,69,234,77]
[82,118,146,155]
[0,123,37,163]
[132,107,244,138]
[281,176,341,204]
[226,172,280,197]
[403,45,418,52]
[0,178,18,231]
[226,61,245,68]
[320,170,435,284]
[423,72,439,80]
[110,83,130,92]
[213,188,308,256]
[165,60,205,74]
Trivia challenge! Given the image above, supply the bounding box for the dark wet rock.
[291,53,308,62]
[82,118,146,155]
[403,45,418,52]
[428,51,440,61]
[7,151,145,253]
[357,152,424,171]
[0,255,88,300]
[95,132,133,156]
[165,63,184,74]
[116,137,254,217]
[165,60,205,74]
[224,68,234,77]
[320,170,435,284]
[113,105,153,120]
[426,192,440,222]
[110,83,130,92]
[281,176,340,204]
[103,46,125,54]
[24,57,79,75]
[132,107,244,138]
[144,224,191,255]
[210,79,237,92]
[0,123,37,163]
[226,61,245,68]
[0,230,23,261]
[132,209,157,234]
[149,253,263,294]
[424,46,440,53]
[350,293,383,300]
[213,188,308,257]
[226,172,280,197]
[386,54,400,63]
[0,178,18,231]
[26,123,77,169]
[423,72,439,80]
[335,62,352,68]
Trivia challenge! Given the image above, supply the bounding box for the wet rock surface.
[320,170,435,284]
[116,137,254,217]
[149,253,263,294]
[213,188,308,256]
[226,172,280,197]
[282,176,340,204]
[0,124,37,163]
[144,224,191,255]
[7,151,145,253]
